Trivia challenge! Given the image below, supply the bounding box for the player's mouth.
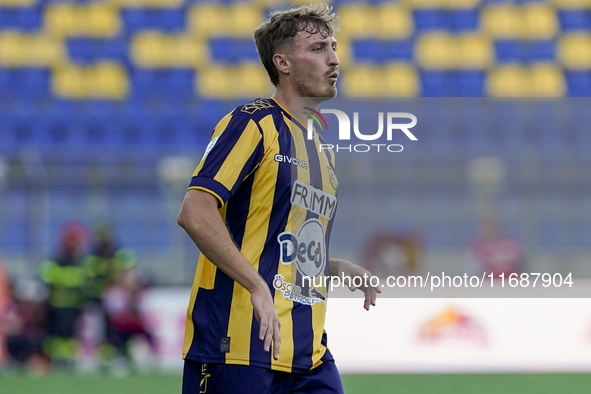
[328,72,339,82]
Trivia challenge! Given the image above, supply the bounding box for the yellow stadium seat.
[0,32,64,67]
[189,5,228,37]
[25,35,65,67]
[405,0,446,9]
[415,33,458,69]
[337,5,377,38]
[86,4,121,38]
[487,66,530,97]
[90,63,129,99]
[0,0,36,6]
[551,0,591,9]
[530,64,565,97]
[384,63,418,97]
[170,36,208,69]
[53,63,128,99]
[457,34,493,69]
[558,33,591,69]
[235,63,273,98]
[132,32,208,68]
[53,66,87,99]
[106,0,183,8]
[444,0,480,8]
[131,32,168,68]
[227,4,264,38]
[481,5,523,39]
[45,4,121,37]
[376,4,413,39]
[405,0,479,8]
[197,67,234,99]
[251,0,281,7]
[0,31,24,66]
[523,4,558,40]
[342,66,384,96]
[45,4,79,37]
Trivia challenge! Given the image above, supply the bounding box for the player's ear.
[273,53,290,77]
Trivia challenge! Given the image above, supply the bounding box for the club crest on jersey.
[327,166,338,192]
[277,218,326,279]
[241,99,273,114]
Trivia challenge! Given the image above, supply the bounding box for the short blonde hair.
[254,3,339,87]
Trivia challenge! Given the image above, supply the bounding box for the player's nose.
[328,47,339,67]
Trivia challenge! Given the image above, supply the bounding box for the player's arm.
[330,258,381,311]
[177,189,281,360]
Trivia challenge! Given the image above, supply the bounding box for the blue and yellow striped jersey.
[183,97,338,373]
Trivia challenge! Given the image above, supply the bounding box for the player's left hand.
[332,259,381,311]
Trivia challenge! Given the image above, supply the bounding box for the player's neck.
[272,87,321,127]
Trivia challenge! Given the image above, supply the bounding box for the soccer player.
[177,4,380,393]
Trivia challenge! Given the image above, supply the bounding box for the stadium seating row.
[1,3,590,38]
[3,64,589,98]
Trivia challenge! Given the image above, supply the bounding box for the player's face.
[288,31,339,100]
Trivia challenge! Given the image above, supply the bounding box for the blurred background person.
[465,214,524,277]
[361,233,422,278]
[38,222,90,370]
[1,278,50,375]
[102,267,156,373]
[0,251,9,367]
[79,224,137,370]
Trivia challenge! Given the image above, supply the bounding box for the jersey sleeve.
[188,112,264,206]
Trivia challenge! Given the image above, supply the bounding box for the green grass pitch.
[1,373,591,393]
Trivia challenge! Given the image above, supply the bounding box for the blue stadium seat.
[0,219,27,250]
[449,9,479,33]
[166,69,196,99]
[8,101,49,146]
[121,8,186,34]
[565,71,591,97]
[48,100,85,147]
[420,70,455,97]
[209,38,259,64]
[67,38,129,64]
[351,39,382,63]
[413,9,447,32]
[0,189,28,221]
[71,100,120,146]
[382,40,414,62]
[0,7,42,31]
[540,219,571,248]
[130,69,194,99]
[526,40,556,63]
[558,10,591,32]
[0,103,18,151]
[130,69,164,98]
[494,40,525,63]
[0,68,50,99]
[457,71,485,97]
[351,39,413,63]
[117,219,169,249]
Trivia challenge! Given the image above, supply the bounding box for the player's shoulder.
[229,98,283,123]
